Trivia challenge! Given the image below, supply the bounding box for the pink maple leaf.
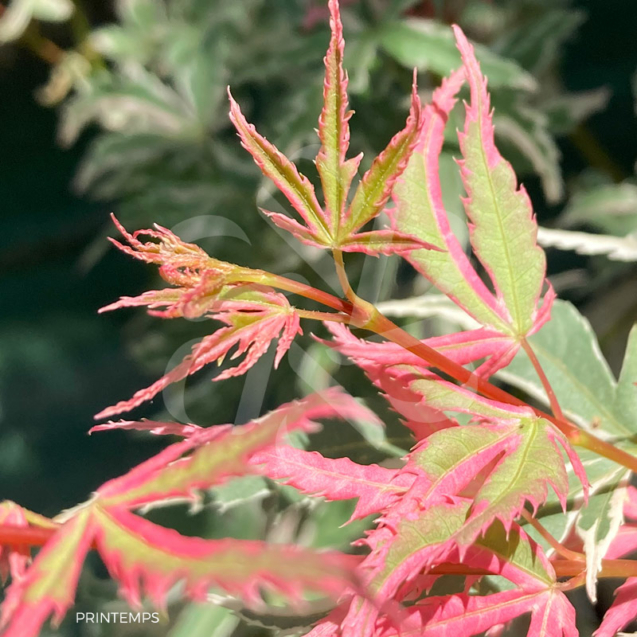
[392,31,556,374]
[595,577,637,637]
[1,392,367,637]
[375,587,577,637]
[0,509,359,637]
[251,445,417,521]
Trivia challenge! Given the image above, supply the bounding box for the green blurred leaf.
[59,66,203,146]
[383,0,421,21]
[0,0,73,42]
[497,9,586,75]
[563,183,637,236]
[494,104,563,203]
[307,499,373,550]
[544,87,610,135]
[379,19,537,90]
[614,324,637,427]
[31,0,73,21]
[170,603,239,637]
[576,469,629,601]
[119,0,167,30]
[211,476,270,512]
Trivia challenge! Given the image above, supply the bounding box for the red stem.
[333,249,357,303]
[239,269,354,314]
[1,522,635,584]
[368,312,637,471]
[257,268,556,416]
[520,510,583,562]
[0,525,58,547]
[521,338,565,421]
[252,269,637,473]
[553,558,637,580]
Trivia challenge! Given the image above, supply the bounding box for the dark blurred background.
[1,0,636,635]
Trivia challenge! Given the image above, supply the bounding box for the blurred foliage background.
[0,0,636,634]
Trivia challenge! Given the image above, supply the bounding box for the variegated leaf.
[316,0,359,234]
[98,390,366,508]
[251,445,415,521]
[595,577,637,637]
[455,27,547,337]
[227,0,436,258]
[0,506,357,637]
[376,587,577,637]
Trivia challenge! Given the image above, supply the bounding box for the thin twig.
[520,510,583,562]
[521,338,565,421]
[239,268,637,473]
[333,249,357,303]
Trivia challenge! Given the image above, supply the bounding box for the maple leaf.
[501,305,637,599]
[404,378,587,539]
[392,29,555,375]
[102,215,254,318]
[454,27,547,338]
[251,445,417,522]
[300,372,586,636]
[375,587,577,637]
[101,215,290,322]
[91,507,359,609]
[341,496,566,637]
[594,577,637,637]
[316,0,359,235]
[0,392,365,637]
[97,389,362,509]
[97,290,300,419]
[0,507,359,637]
[325,322,511,370]
[324,323,510,437]
[227,0,438,257]
[354,475,554,593]
[392,70,506,331]
[90,419,203,437]
[0,512,94,637]
[344,362,584,563]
